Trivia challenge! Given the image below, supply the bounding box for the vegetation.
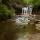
[0,4,15,16]
[0,0,40,20]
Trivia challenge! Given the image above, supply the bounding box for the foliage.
[0,4,15,16]
[32,0,40,6]
[11,0,40,6]
[20,0,40,7]
[22,0,40,6]
[21,0,33,5]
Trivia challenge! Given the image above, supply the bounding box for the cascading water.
[16,5,33,25]
[22,7,28,15]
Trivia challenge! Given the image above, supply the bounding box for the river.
[0,18,40,40]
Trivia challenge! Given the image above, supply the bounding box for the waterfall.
[16,5,33,25]
[28,5,33,15]
[22,7,28,15]
[22,5,33,16]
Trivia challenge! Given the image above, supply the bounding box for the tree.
[0,4,15,16]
